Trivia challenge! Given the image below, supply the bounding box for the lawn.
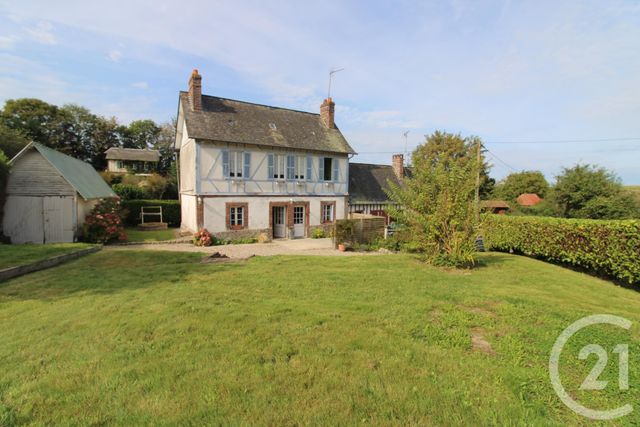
[0,243,93,270]
[124,227,179,243]
[1,251,639,425]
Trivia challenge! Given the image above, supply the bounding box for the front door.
[272,206,286,238]
[293,205,305,238]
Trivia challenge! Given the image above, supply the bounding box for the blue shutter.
[267,153,274,180]
[318,157,325,182]
[332,158,339,181]
[243,152,251,179]
[286,155,295,180]
[222,150,230,178]
[306,156,312,181]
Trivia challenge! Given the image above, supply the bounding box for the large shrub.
[120,199,180,226]
[483,215,640,285]
[112,183,150,200]
[386,131,481,268]
[83,199,127,243]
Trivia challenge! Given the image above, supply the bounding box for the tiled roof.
[179,92,356,154]
[516,193,542,206]
[349,163,401,203]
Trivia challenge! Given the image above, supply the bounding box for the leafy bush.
[140,173,168,199]
[194,228,214,246]
[100,171,123,185]
[312,228,326,239]
[333,219,356,245]
[120,199,180,226]
[483,215,640,285]
[112,183,149,200]
[82,199,127,243]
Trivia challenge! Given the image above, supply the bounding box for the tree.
[494,170,549,201]
[154,119,176,175]
[553,164,638,219]
[0,123,29,158]
[0,149,10,238]
[1,99,69,151]
[386,131,480,267]
[126,119,161,149]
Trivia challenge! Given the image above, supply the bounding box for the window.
[226,203,248,230]
[268,154,286,180]
[321,201,336,223]
[319,157,339,181]
[294,156,306,180]
[223,151,251,179]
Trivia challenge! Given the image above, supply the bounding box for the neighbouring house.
[517,193,542,207]
[3,142,117,243]
[174,69,356,238]
[105,147,160,174]
[348,154,407,224]
[481,200,510,215]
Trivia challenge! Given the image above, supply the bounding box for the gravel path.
[107,238,384,258]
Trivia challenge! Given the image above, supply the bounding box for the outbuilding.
[2,143,117,243]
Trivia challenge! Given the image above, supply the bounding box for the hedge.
[482,215,640,285]
[120,200,181,227]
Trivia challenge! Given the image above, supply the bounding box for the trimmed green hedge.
[483,215,640,285]
[121,200,181,227]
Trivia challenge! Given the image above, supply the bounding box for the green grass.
[124,227,179,243]
[0,243,93,269]
[1,251,640,425]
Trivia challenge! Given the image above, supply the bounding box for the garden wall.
[482,215,640,285]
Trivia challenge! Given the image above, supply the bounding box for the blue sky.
[1,0,639,183]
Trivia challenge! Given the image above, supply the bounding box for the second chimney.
[392,154,404,180]
[188,69,202,111]
[320,97,335,129]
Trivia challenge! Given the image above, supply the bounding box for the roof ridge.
[350,162,393,167]
[180,91,321,116]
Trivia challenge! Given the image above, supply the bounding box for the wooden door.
[272,206,286,238]
[293,206,305,238]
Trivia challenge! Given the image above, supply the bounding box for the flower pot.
[338,244,346,252]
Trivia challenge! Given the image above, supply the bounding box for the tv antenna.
[327,68,344,99]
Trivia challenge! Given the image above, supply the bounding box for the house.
[480,200,510,214]
[517,193,542,207]
[105,147,160,174]
[3,143,117,243]
[174,70,356,238]
[348,154,406,224]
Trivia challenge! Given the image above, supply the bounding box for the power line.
[481,145,519,172]
[484,137,640,144]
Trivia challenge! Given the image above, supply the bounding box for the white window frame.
[322,203,334,223]
[294,156,306,180]
[230,206,244,227]
[228,151,244,178]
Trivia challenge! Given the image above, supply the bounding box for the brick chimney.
[392,154,404,179]
[188,69,202,111]
[320,97,335,129]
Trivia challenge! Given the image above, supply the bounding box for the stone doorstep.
[0,246,102,283]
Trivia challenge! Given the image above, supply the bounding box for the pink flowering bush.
[193,228,214,246]
[83,199,127,243]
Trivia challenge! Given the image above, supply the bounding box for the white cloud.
[25,21,56,44]
[0,35,18,49]
[107,49,122,63]
[130,81,148,89]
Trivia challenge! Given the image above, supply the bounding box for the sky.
[1,0,639,184]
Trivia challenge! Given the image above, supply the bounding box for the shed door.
[3,196,45,243]
[2,195,75,244]
[43,196,75,243]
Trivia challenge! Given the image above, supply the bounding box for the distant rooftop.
[105,147,160,162]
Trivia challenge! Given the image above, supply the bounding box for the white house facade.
[175,70,356,239]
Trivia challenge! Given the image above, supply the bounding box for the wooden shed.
[2,143,117,243]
